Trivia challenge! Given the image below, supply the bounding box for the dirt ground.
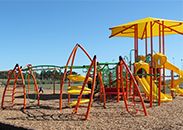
[1,87,183,130]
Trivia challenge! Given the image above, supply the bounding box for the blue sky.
[0,0,183,70]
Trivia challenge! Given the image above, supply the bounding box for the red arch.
[59,44,92,111]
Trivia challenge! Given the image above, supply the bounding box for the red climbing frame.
[1,64,26,109]
[1,64,40,110]
[59,44,106,120]
[118,56,147,116]
[59,44,92,111]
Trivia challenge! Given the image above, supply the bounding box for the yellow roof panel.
[109,17,183,39]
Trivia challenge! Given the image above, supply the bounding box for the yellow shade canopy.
[109,17,183,39]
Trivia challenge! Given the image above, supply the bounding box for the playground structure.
[1,43,148,120]
[1,64,40,110]
[59,44,105,120]
[0,17,183,120]
[110,17,183,106]
[59,44,147,119]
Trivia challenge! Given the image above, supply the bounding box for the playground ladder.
[118,57,147,116]
[1,64,27,110]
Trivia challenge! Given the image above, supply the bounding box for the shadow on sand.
[0,122,32,130]
[15,93,79,101]
[6,108,86,122]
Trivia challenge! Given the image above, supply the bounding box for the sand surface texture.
[0,87,183,130]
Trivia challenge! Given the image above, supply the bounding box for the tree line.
[0,70,78,81]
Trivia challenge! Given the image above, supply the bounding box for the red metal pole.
[121,57,147,116]
[145,27,148,56]
[17,66,26,110]
[78,44,92,62]
[158,23,162,105]
[117,64,120,102]
[98,71,106,108]
[116,65,119,100]
[10,66,18,107]
[158,68,161,106]
[150,21,153,107]
[60,45,77,111]
[134,24,138,61]
[162,21,166,93]
[134,40,136,62]
[119,59,129,112]
[72,56,96,120]
[129,77,132,96]
[125,71,128,99]
[85,56,97,120]
[60,44,92,112]
[68,47,78,105]
[70,46,78,74]
[171,70,174,97]
[136,25,138,59]
[159,22,162,53]
[73,56,96,114]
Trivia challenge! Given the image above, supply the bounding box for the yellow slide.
[153,53,183,95]
[135,61,172,102]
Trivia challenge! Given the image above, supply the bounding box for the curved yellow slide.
[136,76,172,102]
[135,61,172,102]
[153,53,183,95]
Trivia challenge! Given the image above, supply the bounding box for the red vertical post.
[125,71,128,99]
[84,56,97,120]
[134,24,138,61]
[162,21,166,93]
[171,70,174,97]
[98,71,106,109]
[129,77,132,96]
[158,68,161,106]
[162,21,165,54]
[60,45,78,112]
[73,56,95,112]
[159,22,162,53]
[117,64,120,102]
[150,21,153,107]
[145,27,148,56]
[68,48,78,105]
[158,22,162,106]
[119,58,129,112]
[18,67,26,111]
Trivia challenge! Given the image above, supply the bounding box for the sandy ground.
[1,86,183,130]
